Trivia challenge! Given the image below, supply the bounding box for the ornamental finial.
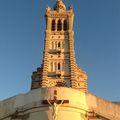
[54,0,66,12]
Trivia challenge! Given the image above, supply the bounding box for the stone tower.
[1,1,120,120]
[31,0,87,93]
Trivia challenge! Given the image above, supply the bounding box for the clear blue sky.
[0,0,120,101]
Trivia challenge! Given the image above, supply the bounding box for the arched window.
[55,41,57,49]
[57,20,62,31]
[63,20,68,31]
[58,42,60,48]
[58,63,61,70]
[51,20,55,31]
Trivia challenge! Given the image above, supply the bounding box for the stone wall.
[0,88,120,120]
[0,87,88,120]
[87,93,120,120]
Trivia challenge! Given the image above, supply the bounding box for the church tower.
[1,1,120,120]
[31,0,88,93]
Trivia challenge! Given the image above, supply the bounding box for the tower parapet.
[31,0,88,93]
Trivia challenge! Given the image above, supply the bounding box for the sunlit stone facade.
[0,0,120,120]
[31,0,87,93]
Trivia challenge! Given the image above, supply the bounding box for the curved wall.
[0,87,88,120]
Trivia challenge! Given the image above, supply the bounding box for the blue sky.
[0,0,120,101]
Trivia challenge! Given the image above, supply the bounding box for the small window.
[58,63,61,70]
[51,20,55,31]
[58,42,60,48]
[54,90,57,95]
[55,41,57,49]
[63,20,68,31]
[57,20,62,31]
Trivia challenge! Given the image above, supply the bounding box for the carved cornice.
[46,11,73,18]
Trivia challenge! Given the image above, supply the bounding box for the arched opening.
[58,42,60,48]
[51,19,55,31]
[63,20,68,31]
[58,63,61,70]
[57,20,62,31]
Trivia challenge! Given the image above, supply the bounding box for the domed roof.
[54,0,66,12]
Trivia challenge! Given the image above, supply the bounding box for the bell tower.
[31,0,88,93]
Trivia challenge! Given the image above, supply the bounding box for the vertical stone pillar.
[46,17,51,30]
[68,12,76,88]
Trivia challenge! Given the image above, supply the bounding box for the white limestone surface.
[0,87,88,120]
